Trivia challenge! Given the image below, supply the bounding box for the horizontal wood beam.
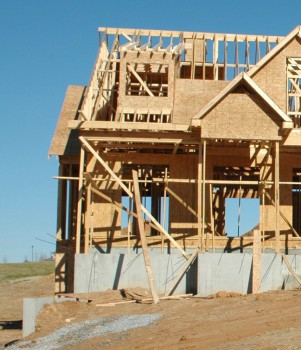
[99,27,283,42]
[68,120,190,132]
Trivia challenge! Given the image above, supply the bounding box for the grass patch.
[0,261,54,284]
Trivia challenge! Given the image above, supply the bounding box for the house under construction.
[50,26,301,296]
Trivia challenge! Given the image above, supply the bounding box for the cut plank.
[132,169,159,304]
[252,230,261,294]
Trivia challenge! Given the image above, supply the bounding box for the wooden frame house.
[50,26,301,293]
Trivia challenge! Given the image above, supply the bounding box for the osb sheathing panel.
[201,92,282,140]
[168,155,198,235]
[118,51,177,110]
[85,154,122,237]
[252,37,301,112]
[49,85,85,156]
[173,80,228,124]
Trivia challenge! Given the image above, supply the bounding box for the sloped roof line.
[247,25,301,77]
[192,72,292,124]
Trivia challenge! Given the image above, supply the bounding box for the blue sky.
[0,0,301,262]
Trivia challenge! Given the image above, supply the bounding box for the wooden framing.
[50,25,301,293]
[132,170,159,304]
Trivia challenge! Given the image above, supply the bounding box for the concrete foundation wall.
[74,251,301,297]
[198,252,301,296]
[74,249,197,295]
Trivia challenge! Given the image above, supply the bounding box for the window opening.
[126,63,168,97]
[213,166,260,236]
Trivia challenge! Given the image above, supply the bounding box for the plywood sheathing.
[49,85,85,156]
[251,34,301,113]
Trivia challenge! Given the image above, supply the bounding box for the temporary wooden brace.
[86,176,161,234]
[281,253,301,287]
[132,170,159,304]
[76,147,85,254]
[127,64,155,97]
[79,136,189,259]
[252,230,261,294]
[90,186,162,230]
[165,248,199,296]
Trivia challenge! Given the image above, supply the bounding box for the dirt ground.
[1,275,301,349]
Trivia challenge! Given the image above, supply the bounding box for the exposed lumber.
[165,248,199,296]
[281,253,301,286]
[132,170,159,304]
[80,136,189,259]
[76,147,85,254]
[68,121,190,132]
[162,168,168,253]
[198,144,203,249]
[87,176,160,233]
[274,141,280,253]
[57,164,65,241]
[127,64,154,97]
[99,27,283,43]
[84,136,184,144]
[209,184,215,251]
[202,141,207,250]
[96,293,193,306]
[252,230,261,294]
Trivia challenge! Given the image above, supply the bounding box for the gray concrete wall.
[23,297,54,337]
[198,252,301,296]
[74,251,301,297]
[23,296,83,337]
[74,250,197,295]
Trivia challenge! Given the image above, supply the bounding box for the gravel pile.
[8,313,162,350]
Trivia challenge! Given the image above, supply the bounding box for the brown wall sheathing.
[201,92,282,140]
[49,85,85,156]
[252,37,301,112]
[173,79,228,124]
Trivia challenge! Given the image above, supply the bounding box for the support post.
[198,143,203,250]
[252,229,261,293]
[274,141,280,253]
[127,182,132,255]
[132,170,159,304]
[84,183,91,253]
[76,147,85,254]
[56,164,66,241]
[209,184,215,252]
[162,167,168,253]
[203,140,207,250]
